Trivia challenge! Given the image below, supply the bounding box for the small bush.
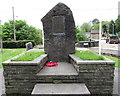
[3,40,35,48]
[76,26,88,42]
[118,32,120,38]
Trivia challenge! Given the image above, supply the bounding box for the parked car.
[108,34,120,44]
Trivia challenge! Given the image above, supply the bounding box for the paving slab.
[113,68,120,96]
[0,68,5,96]
[32,84,90,95]
[37,62,78,76]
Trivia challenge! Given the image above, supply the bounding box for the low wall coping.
[69,54,115,65]
[2,54,48,65]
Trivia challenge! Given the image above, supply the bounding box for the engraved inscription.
[52,16,65,33]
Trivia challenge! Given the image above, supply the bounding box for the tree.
[109,20,115,34]
[102,21,109,35]
[92,19,99,24]
[81,22,91,32]
[76,26,88,42]
[92,23,99,30]
[115,15,120,34]
[2,20,42,45]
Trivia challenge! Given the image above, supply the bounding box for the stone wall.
[3,53,115,95]
[75,41,99,48]
[3,54,48,96]
[69,54,115,95]
[91,34,99,39]
[36,75,79,84]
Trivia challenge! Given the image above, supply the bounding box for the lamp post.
[91,19,102,55]
[99,21,102,55]
[89,21,93,42]
[112,23,114,35]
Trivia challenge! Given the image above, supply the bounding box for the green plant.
[118,32,120,38]
[104,55,120,68]
[0,48,26,68]
[2,20,42,45]
[75,50,104,60]
[81,22,92,32]
[76,26,88,42]
[3,40,35,48]
[12,51,45,61]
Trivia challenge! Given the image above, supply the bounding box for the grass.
[104,55,120,68]
[0,49,119,68]
[75,50,105,60]
[0,49,26,68]
[12,51,45,61]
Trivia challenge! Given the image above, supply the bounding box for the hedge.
[3,40,35,48]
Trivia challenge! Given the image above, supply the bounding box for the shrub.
[118,32,120,38]
[76,26,88,42]
[2,20,43,45]
[3,40,35,48]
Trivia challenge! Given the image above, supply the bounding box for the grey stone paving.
[32,84,90,95]
[0,68,5,96]
[37,62,78,76]
[113,68,120,96]
[88,40,120,57]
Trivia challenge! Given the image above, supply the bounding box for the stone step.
[31,84,90,95]
[37,62,78,76]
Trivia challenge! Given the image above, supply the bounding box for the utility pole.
[112,24,114,35]
[12,7,16,41]
[89,21,92,41]
[99,21,102,55]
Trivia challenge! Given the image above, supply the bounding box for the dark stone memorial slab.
[41,2,76,62]
[26,42,33,51]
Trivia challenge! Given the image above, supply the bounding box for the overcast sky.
[0,0,119,29]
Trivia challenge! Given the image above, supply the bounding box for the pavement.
[113,68,120,96]
[0,68,5,96]
[32,84,90,95]
[88,40,120,57]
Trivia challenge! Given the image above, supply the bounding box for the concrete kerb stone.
[2,48,48,66]
[69,54,115,65]
[2,54,48,65]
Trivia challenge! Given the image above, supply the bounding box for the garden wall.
[3,54,48,96]
[69,54,115,95]
[75,41,99,48]
[3,53,115,95]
